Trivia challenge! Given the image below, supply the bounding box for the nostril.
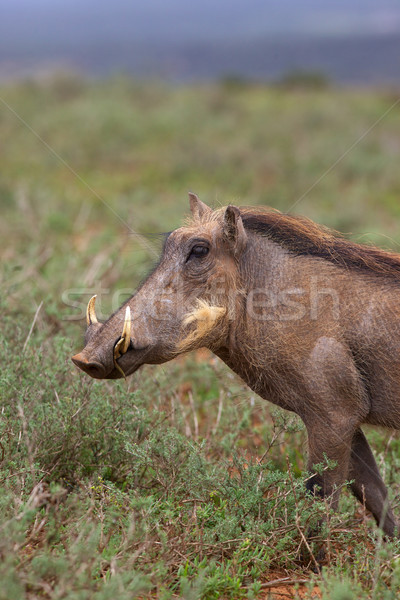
[71,355,106,379]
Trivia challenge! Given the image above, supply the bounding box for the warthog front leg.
[349,428,398,538]
[301,417,356,567]
[302,337,370,535]
[304,419,355,510]
[303,423,398,546]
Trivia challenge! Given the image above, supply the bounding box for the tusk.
[113,337,124,360]
[121,306,131,353]
[113,306,131,374]
[86,295,98,326]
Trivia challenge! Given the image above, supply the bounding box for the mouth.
[102,363,143,379]
[107,349,146,379]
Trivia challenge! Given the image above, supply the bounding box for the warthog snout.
[71,354,107,379]
[72,295,154,379]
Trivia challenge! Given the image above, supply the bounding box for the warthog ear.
[189,192,211,219]
[223,205,247,256]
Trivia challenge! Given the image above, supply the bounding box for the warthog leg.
[304,418,355,511]
[349,428,398,538]
[299,417,356,568]
[304,422,398,546]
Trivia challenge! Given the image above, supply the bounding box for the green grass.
[1,74,400,598]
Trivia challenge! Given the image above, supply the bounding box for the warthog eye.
[188,244,209,260]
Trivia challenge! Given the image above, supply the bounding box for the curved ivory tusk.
[121,306,131,354]
[86,295,98,326]
[114,337,124,360]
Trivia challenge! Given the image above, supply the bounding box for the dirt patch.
[258,574,321,599]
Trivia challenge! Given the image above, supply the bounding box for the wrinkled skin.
[73,194,400,543]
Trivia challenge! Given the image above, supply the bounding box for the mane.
[239,207,400,282]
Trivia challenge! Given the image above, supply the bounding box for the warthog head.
[71,194,247,379]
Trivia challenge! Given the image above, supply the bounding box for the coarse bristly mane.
[238,207,400,282]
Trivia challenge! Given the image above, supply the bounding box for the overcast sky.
[2,0,400,46]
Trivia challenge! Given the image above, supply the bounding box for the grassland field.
[1,75,400,599]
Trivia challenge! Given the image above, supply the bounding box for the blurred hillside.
[1,1,400,84]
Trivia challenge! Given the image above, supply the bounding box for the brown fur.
[239,207,400,282]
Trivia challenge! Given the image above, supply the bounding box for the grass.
[1,74,400,598]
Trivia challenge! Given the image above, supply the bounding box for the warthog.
[72,194,400,538]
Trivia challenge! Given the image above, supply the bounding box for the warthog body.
[73,195,400,537]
